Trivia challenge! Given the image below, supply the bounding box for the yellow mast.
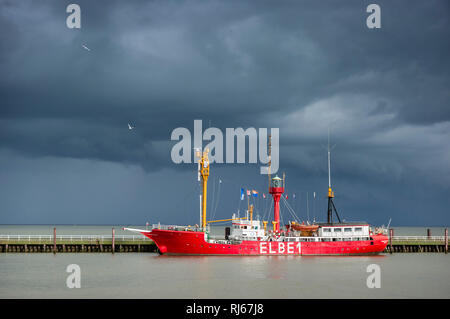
[196,148,210,231]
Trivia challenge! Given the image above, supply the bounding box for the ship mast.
[196,148,210,231]
[326,129,341,224]
[268,134,272,190]
[328,131,332,189]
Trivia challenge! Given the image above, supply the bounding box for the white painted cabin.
[230,213,266,241]
[318,224,370,238]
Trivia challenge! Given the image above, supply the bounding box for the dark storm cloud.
[0,0,449,225]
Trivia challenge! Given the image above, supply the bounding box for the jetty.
[385,228,448,254]
[0,228,156,253]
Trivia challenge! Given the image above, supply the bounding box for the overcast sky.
[0,0,449,227]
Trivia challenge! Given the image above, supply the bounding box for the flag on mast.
[240,188,245,200]
[252,190,258,197]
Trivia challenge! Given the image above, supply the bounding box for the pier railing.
[0,234,445,242]
[391,236,445,242]
[182,234,448,245]
[0,235,152,242]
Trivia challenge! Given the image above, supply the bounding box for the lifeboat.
[290,221,319,236]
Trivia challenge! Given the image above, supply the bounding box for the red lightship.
[125,141,388,256]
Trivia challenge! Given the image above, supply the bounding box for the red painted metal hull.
[142,229,389,256]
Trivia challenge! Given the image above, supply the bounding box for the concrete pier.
[385,228,449,253]
[384,243,447,253]
[0,243,156,253]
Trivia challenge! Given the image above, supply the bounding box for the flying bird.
[128,123,135,130]
[81,44,91,51]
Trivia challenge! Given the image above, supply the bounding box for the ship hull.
[142,229,389,256]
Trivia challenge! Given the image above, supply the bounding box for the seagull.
[128,123,135,130]
[81,44,91,51]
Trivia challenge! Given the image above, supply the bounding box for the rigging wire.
[281,195,301,223]
[263,198,273,222]
[212,177,222,220]
[209,176,216,221]
[313,191,316,222]
[279,203,285,230]
[306,192,309,222]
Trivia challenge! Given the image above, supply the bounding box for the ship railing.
[0,235,152,242]
[151,224,202,232]
[282,235,446,243]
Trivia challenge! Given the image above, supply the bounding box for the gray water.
[0,225,449,299]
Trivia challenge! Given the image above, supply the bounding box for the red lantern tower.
[269,175,284,233]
